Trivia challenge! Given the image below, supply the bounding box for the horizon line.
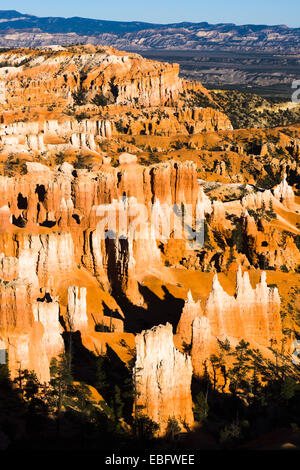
[0,9,299,29]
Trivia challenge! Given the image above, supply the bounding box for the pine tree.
[228,340,252,399]
[166,417,181,440]
[133,415,160,440]
[49,353,74,437]
[193,392,209,423]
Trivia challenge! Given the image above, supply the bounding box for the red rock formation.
[176,290,202,346]
[0,45,296,432]
[191,316,213,377]
[6,323,50,383]
[207,268,281,346]
[273,174,295,209]
[186,267,282,378]
[0,279,34,330]
[0,46,182,111]
[0,156,287,384]
[235,269,281,346]
[0,157,209,379]
[134,323,194,435]
[67,286,88,332]
[206,274,243,340]
[242,189,275,211]
[33,296,64,360]
[0,46,232,166]
[241,206,300,271]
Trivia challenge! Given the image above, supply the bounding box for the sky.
[2,0,300,28]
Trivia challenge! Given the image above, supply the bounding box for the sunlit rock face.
[206,274,242,340]
[0,153,287,383]
[0,42,294,419]
[0,278,36,331]
[0,158,204,298]
[0,148,288,385]
[0,157,206,381]
[0,46,232,164]
[0,111,232,157]
[67,286,88,332]
[32,296,64,360]
[235,268,281,346]
[0,279,63,383]
[241,174,296,212]
[5,325,51,384]
[0,45,183,111]
[176,290,202,346]
[241,189,275,211]
[273,174,295,209]
[209,268,281,345]
[178,267,283,378]
[191,316,213,377]
[134,323,194,435]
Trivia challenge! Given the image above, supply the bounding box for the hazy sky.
[4,0,300,27]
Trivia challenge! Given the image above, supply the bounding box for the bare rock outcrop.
[33,296,64,360]
[206,268,281,346]
[206,274,244,341]
[134,323,194,435]
[273,174,295,209]
[176,290,202,346]
[67,286,88,332]
[0,46,182,111]
[188,267,282,378]
[191,316,213,377]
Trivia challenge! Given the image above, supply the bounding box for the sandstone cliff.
[134,323,194,434]
[67,286,88,332]
[0,46,182,110]
[0,157,209,379]
[176,290,202,346]
[0,45,232,166]
[187,267,283,378]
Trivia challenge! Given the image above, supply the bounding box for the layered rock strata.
[134,323,194,434]
[177,267,282,378]
[0,158,206,379]
[67,286,88,332]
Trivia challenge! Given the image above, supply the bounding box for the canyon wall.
[177,267,283,378]
[0,112,232,158]
[0,46,182,110]
[0,158,207,380]
[0,45,232,162]
[0,156,292,382]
